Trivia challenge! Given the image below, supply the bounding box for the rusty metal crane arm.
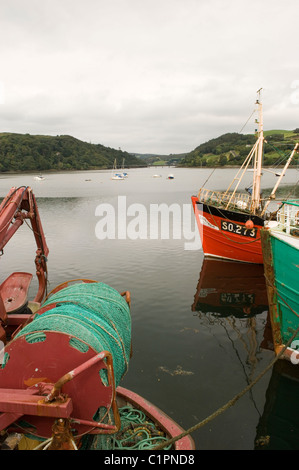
[0,185,49,305]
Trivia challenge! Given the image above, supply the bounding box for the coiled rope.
[79,406,172,450]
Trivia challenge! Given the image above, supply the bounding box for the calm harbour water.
[1,166,299,450]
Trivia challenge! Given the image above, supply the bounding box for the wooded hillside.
[0,133,146,172]
[1,129,298,172]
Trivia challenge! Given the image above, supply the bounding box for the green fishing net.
[14,282,131,386]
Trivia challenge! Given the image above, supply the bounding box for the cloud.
[0,0,298,154]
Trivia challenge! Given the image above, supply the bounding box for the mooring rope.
[152,279,299,450]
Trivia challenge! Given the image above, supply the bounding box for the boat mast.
[251,88,264,214]
[261,142,299,216]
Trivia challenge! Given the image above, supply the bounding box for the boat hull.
[261,228,299,361]
[191,196,264,264]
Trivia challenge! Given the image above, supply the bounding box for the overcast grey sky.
[0,0,298,154]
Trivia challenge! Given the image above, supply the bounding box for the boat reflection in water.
[192,258,270,380]
[192,258,269,319]
[192,258,299,449]
[255,360,299,450]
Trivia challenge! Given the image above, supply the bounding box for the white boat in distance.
[34,175,45,181]
[111,174,124,180]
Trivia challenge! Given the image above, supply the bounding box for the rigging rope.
[238,109,256,134]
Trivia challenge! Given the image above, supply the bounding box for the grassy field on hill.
[179,129,299,167]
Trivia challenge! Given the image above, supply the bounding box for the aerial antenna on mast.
[256,87,263,103]
[239,88,263,134]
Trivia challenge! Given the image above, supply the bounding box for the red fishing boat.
[0,186,195,451]
[191,90,299,264]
